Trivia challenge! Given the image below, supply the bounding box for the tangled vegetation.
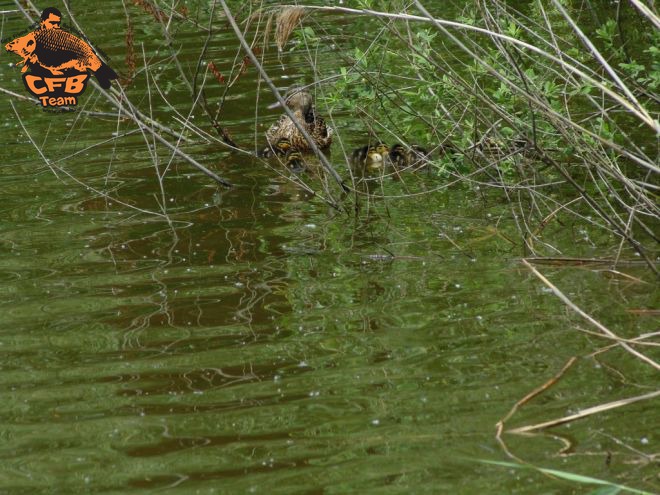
[4,1,657,490]
[265,1,658,275]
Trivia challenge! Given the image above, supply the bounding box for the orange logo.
[4,7,117,109]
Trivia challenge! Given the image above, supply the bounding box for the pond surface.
[0,2,657,494]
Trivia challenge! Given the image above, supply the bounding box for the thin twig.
[521,259,660,371]
[12,101,165,218]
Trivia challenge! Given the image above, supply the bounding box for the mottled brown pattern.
[266,89,332,152]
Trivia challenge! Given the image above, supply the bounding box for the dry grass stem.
[522,259,660,371]
[275,6,305,51]
[509,389,660,433]
[496,356,578,438]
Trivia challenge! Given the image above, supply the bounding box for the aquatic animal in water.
[351,143,391,169]
[259,137,294,158]
[266,87,333,151]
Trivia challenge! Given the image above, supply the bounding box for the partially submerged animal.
[259,137,294,158]
[283,148,306,173]
[388,144,430,169]
[351,143,390,169]
[259,138,306,173]
[350,142,431,171]
[5,28,117,88]
[266,87,333,152]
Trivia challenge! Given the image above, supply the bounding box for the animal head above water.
[268,84,314,113]
[283,87,313,113]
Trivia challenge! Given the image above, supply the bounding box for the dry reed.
[275,6,305,51]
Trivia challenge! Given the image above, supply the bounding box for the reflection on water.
[0,2,657,494]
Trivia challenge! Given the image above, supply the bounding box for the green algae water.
[1,1,657,494]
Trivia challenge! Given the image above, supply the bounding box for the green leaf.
[618,62,645,78]
[595,19,617,45]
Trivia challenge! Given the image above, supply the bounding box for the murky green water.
[1,2,657,494]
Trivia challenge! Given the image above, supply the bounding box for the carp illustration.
[5,28,117,89]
